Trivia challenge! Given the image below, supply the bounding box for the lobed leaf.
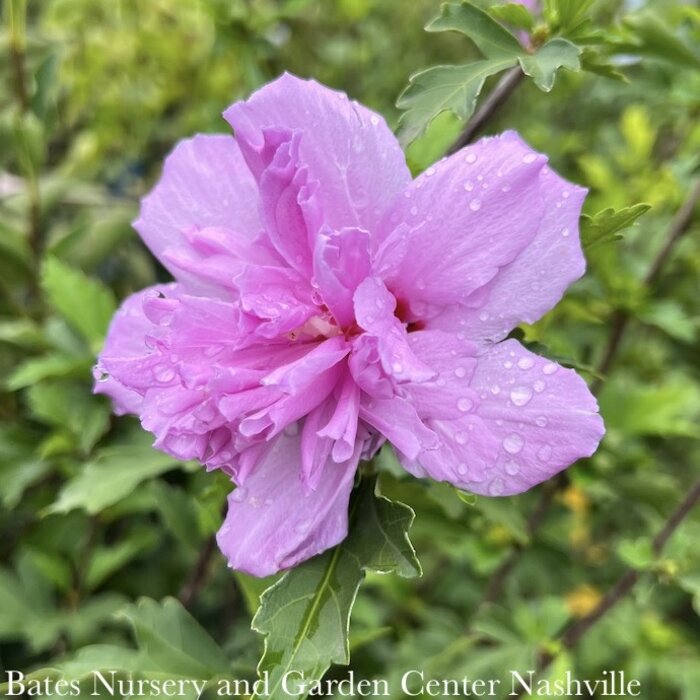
[580,203,651,251]
[251,479,420,700]
[519,38,582,91]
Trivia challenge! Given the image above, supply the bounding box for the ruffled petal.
[375,131,548,315]
[95,284,179,415]
[133,135,261,289]
[224,73,411,233]
[216,428,361,576]
[429,133,587,343]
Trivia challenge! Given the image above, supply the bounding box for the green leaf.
[547,0,595,34]
[118,597,231,679]
[397,58,517,144]
[41,257,116,350]
[251,479,420,700]
[638,300,697,344]
[622,12,700,70]
[47,434,182,515]
[580,203,651,251]
[426,2,523,58]
[6,353,91,390]
[519,38,581,91]
[489,3,534,32]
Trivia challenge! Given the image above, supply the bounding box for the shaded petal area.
[134,135,261,289]
[224,73,411,232]
[430,133,588,343]
[216,428,361,576]
[375,132,548,314]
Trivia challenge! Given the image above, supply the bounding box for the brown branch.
[178,535,217,608]
[510,475,700,695]
[446,67,525,154]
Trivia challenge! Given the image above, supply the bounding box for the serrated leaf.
[41,257,116,350]
[251,479,420,700]
[118,597,231,679]
[519,38,581,91]
[397,58,517,144]
[427,2,523,58]
[47,434,181,515]
[581,203,651,251]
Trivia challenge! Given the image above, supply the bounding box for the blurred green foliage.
[1,0,700,698]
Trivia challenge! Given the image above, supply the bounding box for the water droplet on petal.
[517,357,534,370]
[425,166,436,176]
[490,384,501,395]
[370,115,380,125]
[522,153,537,164]
[504,361,513,369]
[393,362,403,374]
[455,432,468,445]
[463,180,474,191]
[505,460,520,476]
[232,487,247,503]
[510,386,533,406]
[465,153,477,164]
[542,363,558,375]
[479,310,489,321]
[489,478,505,496]
[533,380,546,393]
[503,433,524,454]
[537,445,552,462]
[535,415,548,427]
[457,462,468,475]
[469,199,482,212]
[455,366,467,378]
[561,227,570,237]
[457,397,473,412]
[410,205,418,216]
[154,365,175,383]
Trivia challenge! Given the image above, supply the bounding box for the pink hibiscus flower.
[95,74,604,577]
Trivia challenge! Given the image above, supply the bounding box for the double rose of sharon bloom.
[95,74,604,577]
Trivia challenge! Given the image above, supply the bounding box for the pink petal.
[467,339,603,495]
[375,132,548,313]
[224,73,411,234]
[134,136,261,289]
[216,428,361,576]
[430,132,588,343]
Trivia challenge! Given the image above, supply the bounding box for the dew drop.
[542,363,558,375]
[425,166,436,176]
[455,432,468,445]
[154,365,175,383]
[505,460,520,476]
[469,199,482,212]
[511,386,533,406]
[490,384,501,395]
[503,433,524,454]
[370,115,380,126]
[561,227,570,237]
[504,361,513,369]
[522,153,537,164]
[392,362,403,374]
[455,366,467,378]
[537,445,552,462]
[457,462,468,475]
[410,205,418,216]
[533,380,546,393]
[465,153,477,164]
[535,415,548,427]
[232,487,247,503]
[517,356,534,370]
[463,180,474,191]
[479,310,489,321]
[457,397,473,412]
[489,478,505,496]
